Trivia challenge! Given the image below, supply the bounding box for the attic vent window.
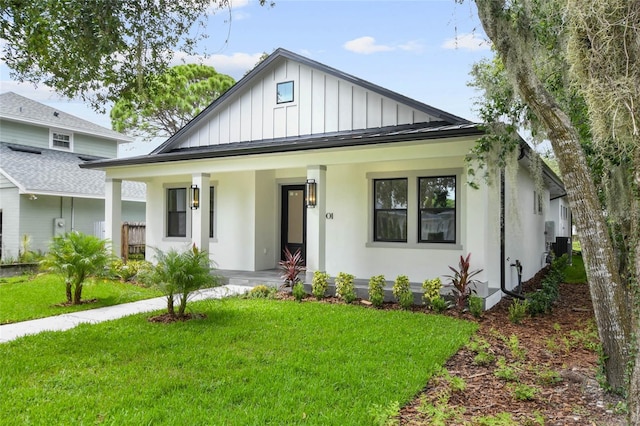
[276,81,294,104]
[51,131,72,150]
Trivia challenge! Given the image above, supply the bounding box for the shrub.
[110,258,150,282]
[40,231,113,305]
[278,247,306,287]
[335,272,356,303]
[445,253,482,311]
[430,296,451,313]
[311,271,330,300]
[422,277,442,307]
[508,299,529,324]
[141,244,219,318]
[392,275,413,310]
[469,295,483,318]
[246,284,277,299]
[368,275,386,307]
[526,254,568,316]
[292,282,306,302]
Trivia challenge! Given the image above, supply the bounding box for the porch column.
[191,173,210,252]
[306,165,326,276]
[105,178,122,258]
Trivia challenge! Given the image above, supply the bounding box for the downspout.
[71,197,75,231]
[501,165,525,300]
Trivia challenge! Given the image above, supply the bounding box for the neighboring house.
[82,48,567,308]
[0,92,145,260]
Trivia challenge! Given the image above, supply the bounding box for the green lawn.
[565,254,588,284]
[0,273,162,324]
[0,298,476,425]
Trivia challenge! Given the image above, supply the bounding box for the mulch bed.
[279,272,627,425]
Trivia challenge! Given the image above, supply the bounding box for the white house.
[82,48,566,308]
[0,92,145,260]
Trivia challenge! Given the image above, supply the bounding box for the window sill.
[366,242,462,250]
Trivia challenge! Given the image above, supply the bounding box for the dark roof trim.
[82,123,483,169]
[151,48,471,155]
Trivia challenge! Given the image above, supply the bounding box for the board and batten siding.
[176,58,438,149]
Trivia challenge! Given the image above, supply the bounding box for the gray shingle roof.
[0,142,145,201]
[0,92,133,142]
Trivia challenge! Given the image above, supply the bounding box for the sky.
[0,0,493,157]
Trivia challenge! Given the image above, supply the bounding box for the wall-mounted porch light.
[190,184,200,210]
[305,179,317,208]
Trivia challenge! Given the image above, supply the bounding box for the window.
[373,178,407,242]
[51,131,72,150]
[209,187,215,238]
[418,176,456,243]
[276,81,294,103]
[534,191,543,215]
[167,188,187,237]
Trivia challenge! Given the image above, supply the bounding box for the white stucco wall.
[549,197,571,238]
[504,166,548,288]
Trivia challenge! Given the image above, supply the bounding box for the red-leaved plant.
[445,253,483,311]
[279,247,306,288]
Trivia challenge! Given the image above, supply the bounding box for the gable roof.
[0,142,144,201]
[0,92,133,143]
[151,48,471,155]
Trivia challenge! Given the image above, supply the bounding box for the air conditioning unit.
[544,221,556,243]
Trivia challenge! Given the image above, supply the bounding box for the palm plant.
[142,244,218,317]
[40,232,112,304]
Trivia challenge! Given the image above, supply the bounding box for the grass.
[0,273,162,324]
[564,254,588,284]
[0,298,477,425]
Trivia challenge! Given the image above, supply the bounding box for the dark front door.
[281,185,306,264]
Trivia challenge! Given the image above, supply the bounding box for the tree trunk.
[73,282,83,305]
[629,149,640,424]
[178,291,188,317]
[475,0,632,392]
[166,294,175,317]
[65,279,72,304]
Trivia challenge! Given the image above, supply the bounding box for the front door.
[281,185,306,264]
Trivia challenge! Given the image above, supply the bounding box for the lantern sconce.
[305,179,317,208]
[190,184,200,210]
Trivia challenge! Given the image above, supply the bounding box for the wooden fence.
[121,222,146,262]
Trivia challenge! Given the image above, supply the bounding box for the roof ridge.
[0,91,133,142]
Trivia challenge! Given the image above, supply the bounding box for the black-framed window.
[209,187,215,238]
[277,81,294,104]
[418,176,456,243]
[167,188,187,237]
[374,178,408,242]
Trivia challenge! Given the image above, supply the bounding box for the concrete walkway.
[0,285,251,344]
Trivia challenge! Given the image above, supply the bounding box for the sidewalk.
[0,285,251,344]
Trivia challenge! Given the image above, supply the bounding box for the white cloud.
[169,51,265,79]
[0,80,60,100]
[398,40,424,52]
[343,36,394,55]
[441,33,491,51]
